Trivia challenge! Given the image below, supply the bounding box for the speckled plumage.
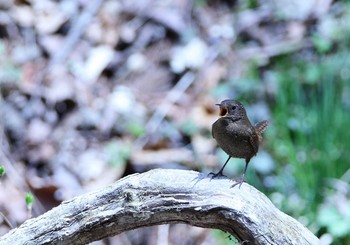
[211,100,268,188]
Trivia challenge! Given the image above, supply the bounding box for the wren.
[210,99,269,188]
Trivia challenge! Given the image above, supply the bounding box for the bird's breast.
[212,117,258,159]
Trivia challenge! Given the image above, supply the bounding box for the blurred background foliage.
[1,0,350,244]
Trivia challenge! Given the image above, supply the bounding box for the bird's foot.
[231,178,246,189]
[207,171,227,179]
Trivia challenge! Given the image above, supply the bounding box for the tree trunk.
[0,169,319,245]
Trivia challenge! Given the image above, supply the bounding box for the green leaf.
[318,205,350,238]
[180,119,198,136]
[312,35,332,53]
[304,64,321,85]
[0,165,5,177]
[25,192,35,208]
[104,140,131,167]
[127,122,145,137]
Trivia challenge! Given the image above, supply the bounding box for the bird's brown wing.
[249,132,259,155]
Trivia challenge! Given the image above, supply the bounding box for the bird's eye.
[231,106,237,110]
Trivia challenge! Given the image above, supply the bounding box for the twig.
[48,0,104,69]
[136,71,195,148]
[0,212,13,229]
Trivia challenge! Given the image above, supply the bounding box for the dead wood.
[0,169,319,245]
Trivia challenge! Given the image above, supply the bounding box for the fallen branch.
[0,169,319,245]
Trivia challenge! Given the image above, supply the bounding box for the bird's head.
[216,100,246,117]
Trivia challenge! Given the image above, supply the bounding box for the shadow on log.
[0,169,319,245]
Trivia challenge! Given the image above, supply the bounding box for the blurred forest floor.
[1,0,350,244]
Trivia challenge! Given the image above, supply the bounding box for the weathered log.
[0,169,319,245]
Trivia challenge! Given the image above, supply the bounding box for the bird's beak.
[215,103,228,117]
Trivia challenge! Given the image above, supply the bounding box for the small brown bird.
[211,99,269,188]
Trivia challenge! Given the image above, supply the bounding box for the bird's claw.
[230,178,246,188]
[207,171,227,179]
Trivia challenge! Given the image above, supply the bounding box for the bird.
[210,99,269,188]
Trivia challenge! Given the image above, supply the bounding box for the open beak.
[215,103,228,117]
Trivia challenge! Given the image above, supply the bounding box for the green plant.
[0,165,5,177]
[267,50,350,242]
[104,140,131,167]
[25,192,34,209]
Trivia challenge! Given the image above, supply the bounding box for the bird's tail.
[255,120,269,141]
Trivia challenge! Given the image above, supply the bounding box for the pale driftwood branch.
[0,169,319,245]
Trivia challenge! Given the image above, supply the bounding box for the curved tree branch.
[0,169,319,245]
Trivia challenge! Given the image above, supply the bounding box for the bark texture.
[0,169,319,245]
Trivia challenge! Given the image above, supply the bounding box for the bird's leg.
[208,156,231,178]
[231,158,250,188]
